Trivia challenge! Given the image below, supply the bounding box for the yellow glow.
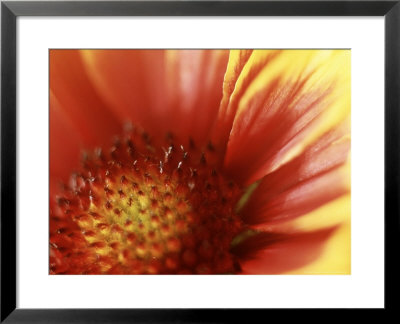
[285,220,351,274]
[294,194,350,231]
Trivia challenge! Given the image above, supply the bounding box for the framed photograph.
[1,0,399,322]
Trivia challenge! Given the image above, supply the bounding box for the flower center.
[50,126,244,274]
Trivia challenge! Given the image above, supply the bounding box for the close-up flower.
[49,49,350,275]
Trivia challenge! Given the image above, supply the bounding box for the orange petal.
[240,121,350,226]
[49,91,83,195]
[81,50,229,146]
[80,50,164,128]
[233,225,340,274]
[221,50,350,185]
[50,50,121,146]
[211,50,254,144]
[165,50,229,146]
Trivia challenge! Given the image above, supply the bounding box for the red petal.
[224,75,333,185]
[211,50,283,161]
[211,50,253,143]
[221,50,350,185]
[240,123,350,225]
[233,226,339,274]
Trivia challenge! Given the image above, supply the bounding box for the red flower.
[50,49,351,274]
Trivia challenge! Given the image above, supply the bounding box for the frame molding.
[2,1,399,16]
[1,0,399,322]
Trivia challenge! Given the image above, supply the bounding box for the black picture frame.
[1,0,399,322]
